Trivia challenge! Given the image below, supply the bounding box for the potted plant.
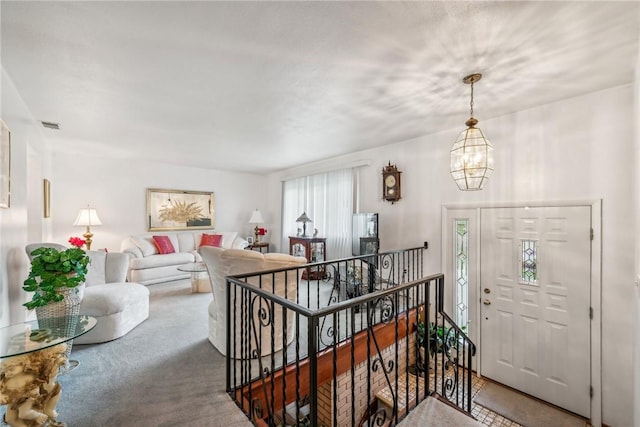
[23,237,90,310]
[23,238,91,369]
[415,309,466,373]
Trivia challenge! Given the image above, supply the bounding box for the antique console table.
[289,236,327,280]
[0,315,97,427]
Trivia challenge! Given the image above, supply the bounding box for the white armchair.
[25,244,150,344]
[200,247,306,357]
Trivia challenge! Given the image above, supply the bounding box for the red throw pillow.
[152,235,175,254]
[200,233,222,248]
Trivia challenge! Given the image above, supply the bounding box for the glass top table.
[0,315,97,359]
[178,262,210,293]
[0,315,97,427]
[177,261,207,273]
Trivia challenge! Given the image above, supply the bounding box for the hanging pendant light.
[450,73,494,191]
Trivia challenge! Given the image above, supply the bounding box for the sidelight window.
[521,239,538,285]
[455,219,469,329]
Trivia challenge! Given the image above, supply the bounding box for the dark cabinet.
[289,236,327,280]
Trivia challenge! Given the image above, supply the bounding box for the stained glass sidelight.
[455,219,469,329]
[521,239,538,285]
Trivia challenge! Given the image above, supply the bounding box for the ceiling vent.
[41,121,60,130]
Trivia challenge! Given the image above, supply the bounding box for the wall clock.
[382,162,402,203]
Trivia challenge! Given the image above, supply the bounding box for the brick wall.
[315,335,417,426]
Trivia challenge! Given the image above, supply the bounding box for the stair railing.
[224,248,475,426]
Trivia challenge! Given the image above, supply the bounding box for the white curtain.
[282,168,354,259]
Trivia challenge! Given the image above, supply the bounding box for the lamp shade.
[73,207,103,227]
[296,212,312,224]
[450,126,494,191]
[248,209,264,224]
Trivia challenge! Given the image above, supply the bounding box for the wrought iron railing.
[224,247,475,426]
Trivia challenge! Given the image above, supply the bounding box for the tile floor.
[470,375,522,426]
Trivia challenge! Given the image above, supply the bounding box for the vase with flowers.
[255,227,268,243]
[23,237,91,366]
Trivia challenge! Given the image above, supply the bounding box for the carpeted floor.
[398,396,483,427]
[44,280,251,427]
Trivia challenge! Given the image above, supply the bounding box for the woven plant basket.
[35,284,84,363]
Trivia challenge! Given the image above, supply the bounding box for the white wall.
[267,84,635,426]
[0,67,53,326]
[49,156,267,252]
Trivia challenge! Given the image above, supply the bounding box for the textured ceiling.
[1,1,638,173]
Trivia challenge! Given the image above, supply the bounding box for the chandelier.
[450,73,494,191]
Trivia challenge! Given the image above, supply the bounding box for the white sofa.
[200,246,307,357]
[121,231,248,285]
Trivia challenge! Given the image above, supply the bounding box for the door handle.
[483,299,491,305]
[484,288,491,294]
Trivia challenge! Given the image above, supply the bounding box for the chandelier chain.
[469,81,474,117]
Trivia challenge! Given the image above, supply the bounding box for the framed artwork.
[147,188,215,231]
[43,179,51,218]
[0,119,10,208]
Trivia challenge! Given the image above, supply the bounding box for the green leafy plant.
[416,308,466,356]
[23,239,91,309]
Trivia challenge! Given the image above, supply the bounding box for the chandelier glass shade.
[450,73,494,191]
[450,124,494,191]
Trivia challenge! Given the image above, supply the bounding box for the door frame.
[442,200,602,427]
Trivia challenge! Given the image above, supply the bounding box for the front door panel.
[480,206,591,417]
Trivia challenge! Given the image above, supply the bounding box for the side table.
[0,315,97,427]
[177,262,210,293]
[246,242,269,253]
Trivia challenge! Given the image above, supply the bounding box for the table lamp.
[73,205,103,250]
[296,212,312,237]
[248,209,264,243]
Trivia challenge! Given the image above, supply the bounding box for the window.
[520,239,538,285]
[282,168,354,259]
[455,219,469,329]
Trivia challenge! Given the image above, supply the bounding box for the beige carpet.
[474,381,586,427]
[398,397,482,426]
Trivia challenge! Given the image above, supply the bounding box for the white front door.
[480,206,591,417]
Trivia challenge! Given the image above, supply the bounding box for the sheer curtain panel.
[282,168,354,259]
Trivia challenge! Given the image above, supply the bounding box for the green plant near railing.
[23,243,90,310]
[416,320,467,356]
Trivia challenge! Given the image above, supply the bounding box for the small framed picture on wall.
[43,179,51,218]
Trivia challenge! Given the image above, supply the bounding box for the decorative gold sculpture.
[1,343,67,427]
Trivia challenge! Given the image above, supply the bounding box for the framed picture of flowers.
[0,119,10,208]
[146,188,215,231]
